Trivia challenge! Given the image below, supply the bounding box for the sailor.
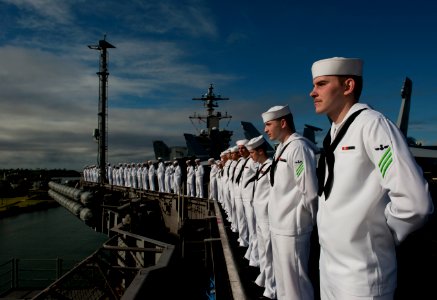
[117,165,122,186]
[86,165,92,182]
[157,157,165,192]
[136,163,143,190]
[107,163,113,185]
[208,158,218,200]
[262,104,319,300]
[233,139,250,248]
[220,149,232,219]
[130,163,137,189]
[310,57,434,300]
[215,160,223,202]
[218,150,230,213]
[186,160,196,197]
[148,160,156,191]
[142,162,149,190]
[247,135,276,299]
[114,165,120,186]
[237,139,259,267]
[173,159,182,194]
[124,163,130,187]
[228,146,241,233]
[194,158,205,198]
[116,163,122,186]
[123,163,129,187]
[165,161,174,193]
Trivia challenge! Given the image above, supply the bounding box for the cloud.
[2,0,74,27]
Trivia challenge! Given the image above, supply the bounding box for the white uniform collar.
[331,103,370,139]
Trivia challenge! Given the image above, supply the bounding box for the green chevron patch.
[378,147,393,178]
[295,162,304,177]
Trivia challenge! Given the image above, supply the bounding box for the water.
[0,206,108,263]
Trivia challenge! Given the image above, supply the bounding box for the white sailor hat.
[262,105,291,123]
[311,57,363,79]
[195,158,201,162]
[246,135,265,150]
[186,160,191,164]
[231,146,239,153]
[236,139,249,146]
[208,158,215,163]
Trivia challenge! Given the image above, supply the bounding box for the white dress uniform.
[195,162,205,198]
[240,156,259,266]
[142,164,149,190]
[233,156,248,246]
[136,164,143,189]
[253,158,276,299]
[165,163,174,193]
[318,103,434,298]
[228,158,239,232]
[209,162,218,200]
[269,133,318,300]
[148,162,156,191]
[131,164,137,188]
[157,160,165,192]
[173,162,182,194]
[186,164,196,197]
[222,158,232,218]
[107,164,113,185]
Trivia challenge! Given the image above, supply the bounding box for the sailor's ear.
[344,78,355,96]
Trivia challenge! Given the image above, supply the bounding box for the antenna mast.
[190,83,232,134]
[88,36,115,184]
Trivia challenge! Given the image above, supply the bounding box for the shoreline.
[0,199,59,218]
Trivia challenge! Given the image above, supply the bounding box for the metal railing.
[0,258,79,297]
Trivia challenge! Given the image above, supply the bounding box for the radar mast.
[88,35,115,184]
[190,83,232,135]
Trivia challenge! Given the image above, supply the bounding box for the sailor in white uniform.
[233,140,250,248]
[247,135,276,299]
[157,157,166,192]
[228,146,241,233]
[148,160,156,191]
[165,161,174,193]
[310,57,434,300]
[237,139,259,267]
[194,158,205,198]
[123,163,130,187]
[208,158,218,200]
[136,163,143,190]
[173,160,182,194]
[221,149,232,219]
[130,163,137,189]
[186,160,196,197]
[107,163,113,185]
[141,162,149,190]
[262,104,319,300]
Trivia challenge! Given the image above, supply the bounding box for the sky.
[1,0,437,171]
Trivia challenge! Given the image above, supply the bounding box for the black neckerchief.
[231,159,241,182]
[235,157,250,184]
[317,108,367,200]
[270,141,292,186]
[244,161,270,188]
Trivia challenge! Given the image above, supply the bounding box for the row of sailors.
[211,136,276,299]
[82,139,274,297]
[83,158,207,198]
[83,159,183,193]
